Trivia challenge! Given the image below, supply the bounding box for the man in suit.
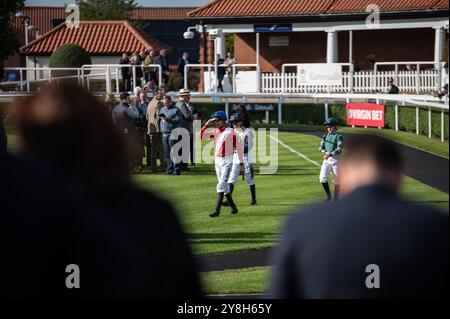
[270,134,448,298]
[177,52,190,89]
[176,89,196,170]
[155,49,170,86]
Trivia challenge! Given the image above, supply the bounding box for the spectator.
[104,93,117,114]
[369,58,376,71]
[225,52,237,87]
[270,134,448,298]
[216,54,226,92]
[143,48,154,84]
[177,52,191,89]
[352,59,360,72]
[155,49,170,86]
[176,89,195,169]
[387,77,399,94]
[10,83,202,298]
[130,53,144,88]
[119,52,131,92]
[138,91,151,170]
[147,88,166,172]
[112,93,140,165]
[235,104,251,128]
[0,116,6,154]
[159,95,182,176]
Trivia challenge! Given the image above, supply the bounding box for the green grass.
[340,127,449,158]
[4,129,448,295]
[201,267,271,295]
[254,123,449,158]
[134,131,449,256]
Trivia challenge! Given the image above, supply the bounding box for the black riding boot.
[250,184,256,205]
[225,193,238,214]
[334,184,340,201]
[222,183,234,206]
[210,193,224,217]
[322,182,332,201]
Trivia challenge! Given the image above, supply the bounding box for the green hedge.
[193,102,449,140]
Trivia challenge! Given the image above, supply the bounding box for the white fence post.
[416,106,420,135]
[395,104,399,131]
[428,107,432,138]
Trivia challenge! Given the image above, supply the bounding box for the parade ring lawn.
[135,131,449,256]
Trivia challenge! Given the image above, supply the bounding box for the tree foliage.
[76,0,138,20]
[49,43,92,77]
[0,0,24,69]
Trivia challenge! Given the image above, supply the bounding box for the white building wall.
[25,55,121,81]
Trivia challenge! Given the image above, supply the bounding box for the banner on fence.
[232,103,275,112]
[297,64,342,86]
[346,103,385,128]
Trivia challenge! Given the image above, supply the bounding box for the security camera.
[183,31,195,40]
[208,29,223,40]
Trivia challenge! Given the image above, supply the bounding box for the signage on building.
[296,64,343,86]
[346,103,385,128]
[254,24,292,32]
[232,103,275,112]
[269,36,290,47]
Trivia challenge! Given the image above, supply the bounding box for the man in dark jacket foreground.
[270,134,448,298]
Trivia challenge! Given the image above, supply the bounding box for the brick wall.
[234,28,436,72]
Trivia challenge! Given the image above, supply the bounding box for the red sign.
[346,103,385,128]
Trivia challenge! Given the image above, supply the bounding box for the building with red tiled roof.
[11,7,194,47]
[188,0,448,18]
[188,0,449,74]
[4,6,195,72]
[20,20,170,82]
[20,20,168,55]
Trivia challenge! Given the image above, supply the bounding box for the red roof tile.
[20,21,169,55]
[188,0,449,17]
[131,7,193,20]
[11,7,193,45]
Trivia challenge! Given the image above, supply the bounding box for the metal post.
[115,68,119,94]
[348,30,353,64]
[225,98,229,118]
[416,64,420,94]
[428,107,432,138]
[265,110,269,123]
[256,32,261,93]
[232,65,237,93]
[184,65,189,89]
[394,64,399,84]
[394,104,399,131]
[441,111,445,142]
[19,69,24,92]
[278,96,283,124]
[24,22,29,45]
[214,38,218,94]
[416,106,419,135]
[106,65,111,93]
[324,102,329,121]
[132,65,136,91]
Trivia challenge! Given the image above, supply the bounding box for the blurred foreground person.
[0,116,6,154]
[270,135,448,298]
[1,152,148,298]
[11,83,202,298]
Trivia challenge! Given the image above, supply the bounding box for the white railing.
[184,63,260,93]
[262,70,443,94]
[1,64,162,94]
